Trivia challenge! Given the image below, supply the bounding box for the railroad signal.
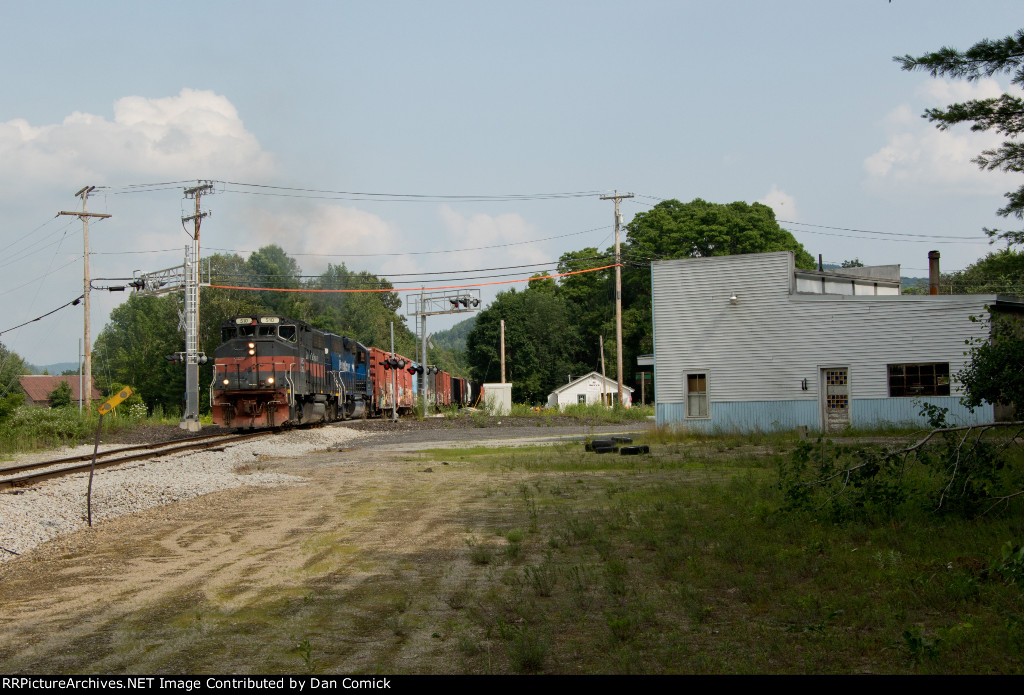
[97,386,133,416]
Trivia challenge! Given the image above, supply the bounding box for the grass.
[0,404,210,457]
[6,424,1023,674]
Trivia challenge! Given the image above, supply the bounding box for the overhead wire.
[208,263,620,294]
[203,224,612,258]
[0,295,84,337]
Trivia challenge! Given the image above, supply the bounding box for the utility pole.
[599,334,607,407]
[59,186,111,409]
[181,181,214,431]
[500,319,506,384]
[600,190,633,407]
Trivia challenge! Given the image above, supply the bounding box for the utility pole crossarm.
[58,212,112,219]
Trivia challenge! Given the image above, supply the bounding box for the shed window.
[578,394,587,405]
[686,373,709,418]
[888,363,950,397]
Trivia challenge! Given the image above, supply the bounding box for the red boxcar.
[368,346,416,414]
[434,370,452,407]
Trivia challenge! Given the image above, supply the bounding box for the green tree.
[93,294,186,413]
[0,343,28,420]
[48,380,72,408]
[957,311,1024,414]
[943,249,1024,295]
[466,287,579,403]
[896,29,1024,245]
[619,198,816,387]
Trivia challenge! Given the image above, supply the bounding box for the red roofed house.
[19,375,102,408]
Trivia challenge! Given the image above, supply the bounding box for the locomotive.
[210,315,471,428]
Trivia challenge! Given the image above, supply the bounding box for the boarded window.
[686,373,709,418]
[888,363,950,397]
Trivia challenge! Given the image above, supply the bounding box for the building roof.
[548,371,635,397]
[19,375,102,403]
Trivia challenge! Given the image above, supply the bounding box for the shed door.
[821,367,850,433]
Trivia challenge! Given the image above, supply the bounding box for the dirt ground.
[0,420,647,674]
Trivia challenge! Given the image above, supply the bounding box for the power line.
[204,224,612,258]
[631,192,990,243]
[208,263,620,294]
[0,295,84,337]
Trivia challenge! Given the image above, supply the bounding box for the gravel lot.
[0,427,359,563]
[0,417,650,564]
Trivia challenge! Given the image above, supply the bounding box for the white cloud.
[0,89,274,189]
[240,204,402,275]
[863,78,1020,196]
[437,205,547,269]
[757,185,798,220]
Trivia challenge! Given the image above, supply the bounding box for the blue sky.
[1,1,1022,365]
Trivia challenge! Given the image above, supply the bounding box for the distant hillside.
[433,315,476,353]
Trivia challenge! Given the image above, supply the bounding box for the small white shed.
[546,372,634,409]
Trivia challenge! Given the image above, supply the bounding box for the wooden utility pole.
[600,334,607,406]
[59,186,111,409]
[600,191,633,407]
[500,319,506,383]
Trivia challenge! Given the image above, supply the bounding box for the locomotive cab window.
[279,325,296,342]
[221,327,237,342]
[238,325,256,337]
[258,326,277,337]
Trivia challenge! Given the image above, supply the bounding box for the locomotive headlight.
[267,377,274,384]
[249,349,255,355]
[248,342,255,349]
[222,378,229,385]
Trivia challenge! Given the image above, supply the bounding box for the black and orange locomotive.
[210,315,470,428]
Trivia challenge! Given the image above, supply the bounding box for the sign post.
[88,387,133,526]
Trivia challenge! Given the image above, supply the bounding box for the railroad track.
[0,430,280,490]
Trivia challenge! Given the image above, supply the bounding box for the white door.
[821,367,850,433]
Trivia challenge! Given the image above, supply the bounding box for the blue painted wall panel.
[658,397,993,432]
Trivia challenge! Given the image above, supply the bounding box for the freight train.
[210,315,470,428]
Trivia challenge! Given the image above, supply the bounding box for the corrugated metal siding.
[853,397,992,428]
[652,252,995,428]
[658,400,819,431]
[659,397,991,432]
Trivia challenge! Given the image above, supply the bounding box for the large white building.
[650,251,1021,433]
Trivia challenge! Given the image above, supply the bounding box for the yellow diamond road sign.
[98,387,133,416]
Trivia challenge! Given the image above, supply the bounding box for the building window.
[888,363,950,397]
[686,373,709,418]
[578,394,586,405]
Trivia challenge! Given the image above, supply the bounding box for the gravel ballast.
[0,427,359,563]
